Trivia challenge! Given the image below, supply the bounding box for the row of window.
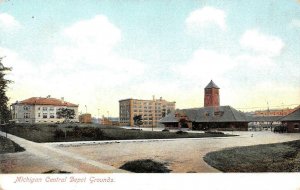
[23,106,56,111]
[24,113,63,119]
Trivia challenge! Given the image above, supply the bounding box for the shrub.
[176,130,187,135]
[94,128,104,139]
[43,169,71,174]
[54,129,65,139]
[48,124,58,128]
[120,159,171,173]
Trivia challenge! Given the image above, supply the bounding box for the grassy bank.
[0,136,25,154]
[0,124,234,143]
[204,140,300,172]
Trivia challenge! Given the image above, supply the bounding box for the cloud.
[55,15,144,74]
[2,15,146,116]
[0,13,21,30]
[290,19,300,29]
[185,6,226,33]
[174,49,236,82]
[63,15,121,52]
[240,29,284,57]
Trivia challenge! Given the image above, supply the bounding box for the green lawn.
[0,136,25,154]
[0,123,234,143]
[204,140,300,172]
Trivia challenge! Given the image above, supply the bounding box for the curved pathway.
[0,131,126,173]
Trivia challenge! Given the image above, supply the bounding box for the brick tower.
[204,80,220,107]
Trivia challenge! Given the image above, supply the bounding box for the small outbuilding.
[280,108,300,133]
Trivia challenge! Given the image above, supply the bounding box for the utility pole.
[98,108,100,124]
[152,117,153,131]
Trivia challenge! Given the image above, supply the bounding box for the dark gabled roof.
[249,116,283,122]
[159,112,178,123]
[205,80,220,89]
[160,106,249,123]
[280,108,300,121]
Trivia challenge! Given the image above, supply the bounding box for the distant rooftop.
[205,80,220,89]
[280,108,300,121]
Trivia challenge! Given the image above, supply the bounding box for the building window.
[43,107,47,111]
[38,107,41,110]
[38,113,41,117]
[49,107,54,111]
[24,106,30,111]
[24,113,30,118]
[50,113,55,119]
[43,113,47,118]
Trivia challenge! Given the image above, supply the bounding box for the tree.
[56,108,75,122]
[133,115,143,129]
[0,57,12,124]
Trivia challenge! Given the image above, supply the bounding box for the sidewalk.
[0,131,127,173]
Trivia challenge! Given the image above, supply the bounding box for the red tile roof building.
[11,96,79,124]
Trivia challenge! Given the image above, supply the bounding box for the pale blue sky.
[1,0,299,116]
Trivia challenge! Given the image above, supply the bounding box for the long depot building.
[119,97,176,127]
[160,80,249,131]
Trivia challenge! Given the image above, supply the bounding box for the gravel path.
[52,131,300,173]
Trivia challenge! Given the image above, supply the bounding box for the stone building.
[11,96,79,124]
[160,80,249,131]
[280,107,300,133]
[161,106,249,131]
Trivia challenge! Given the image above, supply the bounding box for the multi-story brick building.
[79,113,92,123]
[11,96,79,123]
[119,97,176,127]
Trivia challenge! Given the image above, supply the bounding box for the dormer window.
[214,111,224,116]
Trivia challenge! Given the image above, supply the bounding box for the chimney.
[61,97,64,103]
[160,97,162,101]
[152,95,155,101]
